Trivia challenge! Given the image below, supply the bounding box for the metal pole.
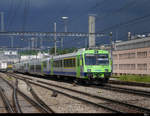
[54,22,57,56]
[28,38,30,50]
[61,37,63,50]
[40,37,43,49]
[64,19,67,32]
[110,32,113,74]
[11,36,13,48]
[0,12,4,32]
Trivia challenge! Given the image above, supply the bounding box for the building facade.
[112,36,150,75]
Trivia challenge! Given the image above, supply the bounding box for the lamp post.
[62,16,68,32]
[0,12,4,32]
[54,22,57,56]
[61,16,68,50]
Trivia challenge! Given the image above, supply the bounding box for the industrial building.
[112,36,150,75]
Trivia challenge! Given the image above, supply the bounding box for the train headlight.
[87,69,91,72]
[105,69,108,72]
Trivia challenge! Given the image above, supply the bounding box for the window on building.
[137,51,147,58]
[119,52,136,59]
[137,64,147,70]
[119,64,136,70]
[113,64,118,69]
[130,64,136,70]
[128,53,136,59]
[119,53,127,59]
[119,64,123,70]
[112,54,118,60]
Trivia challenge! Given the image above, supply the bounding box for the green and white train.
[13,48,112,84]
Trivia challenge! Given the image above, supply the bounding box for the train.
[0,62,7,72]
[0,62,13,72]
[13,48,112,84]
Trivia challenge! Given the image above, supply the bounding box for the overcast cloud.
[0,0,150,48]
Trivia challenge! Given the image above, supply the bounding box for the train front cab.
[76,50,111,84]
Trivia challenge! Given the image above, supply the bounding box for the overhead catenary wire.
[22,0,30,32]
[43,0,107,32]
[6,0,15,30]
[96,0,150,33]
[97,13,150,33]
[7,0,23,30]
[96,0,138,21]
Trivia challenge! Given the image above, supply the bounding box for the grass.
[6,76,13,81]
[112,75,150,83]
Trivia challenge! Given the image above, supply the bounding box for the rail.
[12,79,22,113]
[0,86,14,113]
[1,76,54,113]
[24,79,55,113]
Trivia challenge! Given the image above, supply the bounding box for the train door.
[34,60,36,73]
[76,55,80,78]
[80,55,83,75]
[40,60,43,74]
[47,59,50,74]
[50,58,54,75]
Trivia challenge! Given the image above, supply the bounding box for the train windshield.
[85,54,109,65]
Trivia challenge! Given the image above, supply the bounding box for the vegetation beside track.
[111,75,150,83]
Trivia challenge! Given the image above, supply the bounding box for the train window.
[59,60,62,67]
[30,65,34,71]
[72,58,76,67]
[64,59,67,67]
[53,60,62,67]
[70,59,72,67]
[43,61,47,68]
[53,61,56,67]
[85,54,109,65]
[65,60,67,67]
[82,58,84,66]
[77,57,80,67]
[36,65,41,71]
[64,58,75,67]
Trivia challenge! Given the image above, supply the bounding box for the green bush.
[117,75,150,83]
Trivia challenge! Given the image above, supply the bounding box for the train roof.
[13,48,109,64]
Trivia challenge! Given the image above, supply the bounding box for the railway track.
[10,73,150,98]
[109,79,150,87]
[0,75,55,113]
[92,84,150,98]
[0,86,14,113]
[7,73,150,113]
[12,79,22,113]
[24,79,55,113]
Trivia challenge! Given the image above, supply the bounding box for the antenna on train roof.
[87,46,99,50]
[77,48,86,52]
